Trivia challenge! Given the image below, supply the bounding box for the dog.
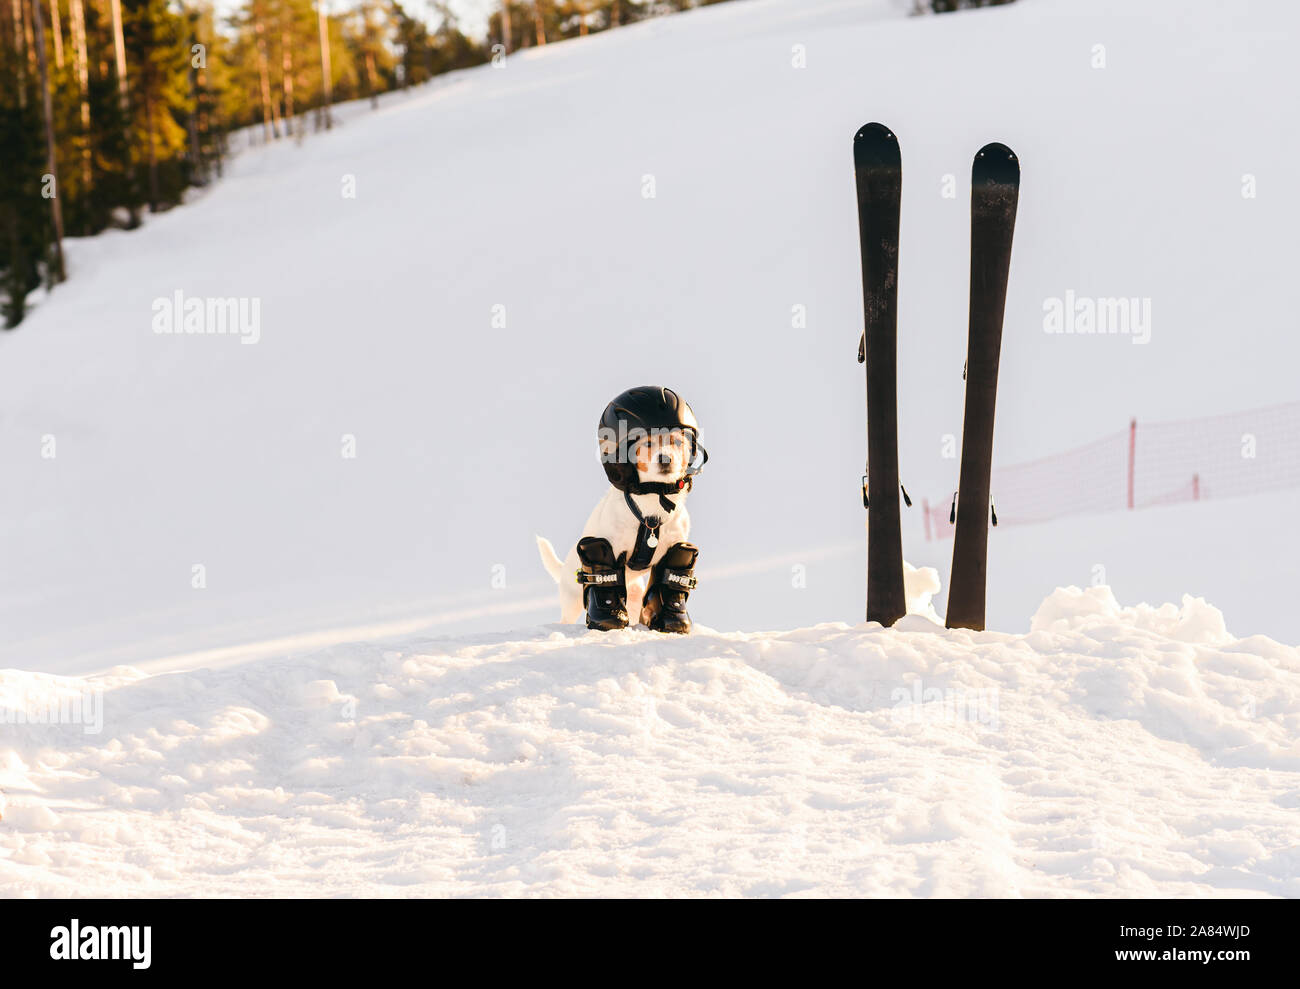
[537,426,694,627]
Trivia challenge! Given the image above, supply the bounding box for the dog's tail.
[535,535,567,584]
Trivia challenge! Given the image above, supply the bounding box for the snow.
[1,0,1299,895]
[3,586,1297,896]
[2,0,1297,674]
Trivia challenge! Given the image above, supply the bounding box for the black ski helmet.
[598,386,707,494]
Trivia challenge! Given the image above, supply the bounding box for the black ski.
[853,122,905,627]
[946,142,1019,631]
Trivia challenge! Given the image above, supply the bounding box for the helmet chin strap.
[691,442,709,474]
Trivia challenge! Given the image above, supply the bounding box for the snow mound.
[1032,585,1233,645]
[2,586,1298,897]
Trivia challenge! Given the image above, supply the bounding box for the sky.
[445,0,492,38]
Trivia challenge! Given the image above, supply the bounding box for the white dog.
[537,428,693,625]
[536,386,706,632]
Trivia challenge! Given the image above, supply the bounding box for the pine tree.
[29,0,65,280]
[0,10,51,326]
[123,0,193,211]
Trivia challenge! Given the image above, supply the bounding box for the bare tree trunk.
[578,3,588,37]
[47,0,62,68]
[611,0,620,28]
[144,84,159,211]
[185,12,204,183]
[499,1,510,53]
[109,0,138,224]
[21,0,37,77]
[533,1,545,45]
[69,0,91,208]
[253,6,279,139]
[29,0,65,281]
[7,0,21,55]
[201,65,223,178]
[109,0,128,113]
[364,48,377,108]
[9,0,27,108]
[280,14,295,133]
[316,1,332,129]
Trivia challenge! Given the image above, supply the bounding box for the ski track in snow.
[2,587,1298,897]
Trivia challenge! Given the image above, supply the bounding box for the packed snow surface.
[3,586,1298,897]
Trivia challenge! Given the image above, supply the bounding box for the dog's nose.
[658,452,673,465]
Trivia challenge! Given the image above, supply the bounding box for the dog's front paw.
[640,542,698,634]
[586,604,629,632]
[577,537,629,631]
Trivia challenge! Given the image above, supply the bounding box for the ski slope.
[0,0,1296,674]
[3,586,1298,897]
[1,0,1299,897]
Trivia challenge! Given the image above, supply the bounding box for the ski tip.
[973,142,1019,184]
[854,122,895,142]
[853,122,899,164]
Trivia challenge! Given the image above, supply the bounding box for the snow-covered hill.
[2,0,1299,898]
[1,0,1297,676]
[3,586,1297,896]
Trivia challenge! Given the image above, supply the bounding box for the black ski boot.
[576,537,628,631]
[640,542,698,634]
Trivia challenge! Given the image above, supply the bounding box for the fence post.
[922,498,932,542]
[1192,473,1200,501]
[1127,418,1136,510]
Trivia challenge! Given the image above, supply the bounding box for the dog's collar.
[624,490,676,571]
[625,490,678,518]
